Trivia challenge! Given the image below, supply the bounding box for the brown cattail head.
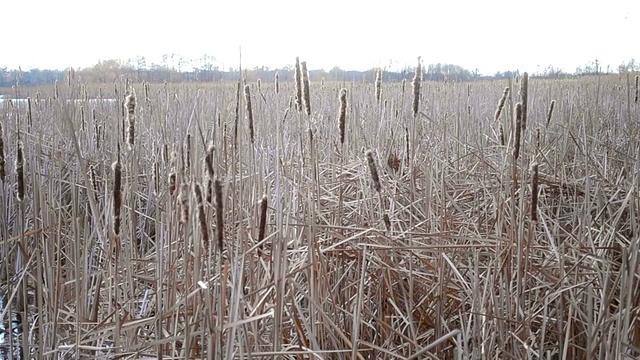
[214,178,224,250]
[125,88,136,151]
[112,143,122,236]
[16,140,24,202]
[204,144,215,203]
[301,61,311,116]
[520,72,528,131]
[412,57,422,118]
[185,134,192,178]
[257,78,262,92]
[244,85,255,143]
[513,102,523,160]
[375,68,382,103]
[635,75,639,103]
[499,123,505,146]
[338,88,347,145]
[294,57,302,112]
[494,87,510,121]
[0,121,5,181]
[193,182,209,251]
[275,71,280,94]
[168,172,177,196]
[80,105,85,132]
[365,150,381,193]
[401,78,406,94]
[258,194,268,252]
[546,100,555,127]
[153,161,160,196]
[530,162,539,221]
[179,182,190,224]
[89,163,99,202]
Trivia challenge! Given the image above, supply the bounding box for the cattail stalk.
[294,57,302,112]
[258,194,268,252]
[494,87,509,121]
[234,81,241,147]
[125,89,136,150]
[412,57,422,118]
[513,103,523,160]
[16,141,24,202]
[338,89,347,145]
[193,183,209,251]
[365,150,381,193]
[112,144,122,237]
[179,183,190,224]
[0,121,5,181]
[520,72,529,130]
[204,144,215,203]
[244,85,254,143]
[301,61,311,116]
[635,75,639,104]
[545,100,555,127]
[214,179,224,250]
[375,68,382,103]
[531,162,539,221]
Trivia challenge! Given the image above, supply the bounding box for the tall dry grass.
[0,67,638,359]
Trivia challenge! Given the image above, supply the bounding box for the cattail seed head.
[375,68,382,103]
[179,182,190,224]
[365,150,381,193]
[513,102,523,160]
[635,75,639,103]
[257,78,262,92]
[112,144,122,236]
[338,88,347,145]
[520,72,528,131]
[494,87,509,121]
[89,163,99,202]
[274,71,280,94]
[125,88,136,151]
[546,100,555,127]
[301,61,311,116]
[204,144,215,203]
[16,140,24,202]
[168,172,177,196]
[531,162,539,221]
[499,123,505,146]
[214,179,224,250]
[0,121,5,181]
[294,57,303,112]
[412,57,422,118]
[193,182,209,251]
[244,85,255,143]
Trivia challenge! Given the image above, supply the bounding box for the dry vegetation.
[0,61,639,359]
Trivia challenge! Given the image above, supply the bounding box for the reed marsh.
[0,67,638,359]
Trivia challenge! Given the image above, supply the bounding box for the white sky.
[3,0,639,75]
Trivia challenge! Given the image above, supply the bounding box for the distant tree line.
[1,57,638,88]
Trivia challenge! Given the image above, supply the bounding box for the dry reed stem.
[546,100,555,127]
[301,61,311,116]
[294,57,303,112]
[0,121,5,181]
[214,179,224,249]
[185,134,192,179]
[112,143,122,237]
[258,194,268,252]
[530,162,539,221]
[338,89,347,145]
[513,102,523,161]
[244,85,255,143]
[125,88,136,151]
[494,87,509,121]
[16,140,24,202]
[412,57,422,118]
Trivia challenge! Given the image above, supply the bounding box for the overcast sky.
[3,0,639,74]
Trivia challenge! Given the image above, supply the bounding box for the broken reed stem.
[546,100,556,127]
[214,179,224,250]
[258,194,268,252]
[375,68,382,103]
[125,88,136,150]
[531,162,539,221]
[494,87,509,121]
[193,182,209,252]
[301,61,311,116]
[244,85,255,143]
[275,71,280,95]
[179,182,190,224]
[16,140,24,202]
[294,57,303,112]
[204,144,215,203]
[0,121,5,181]
[513,102,523,161]
[338,89,347,145]
[365,150,381,193]
[112,143,122,238]
[412,57,422,118]
[520,72,529,131]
